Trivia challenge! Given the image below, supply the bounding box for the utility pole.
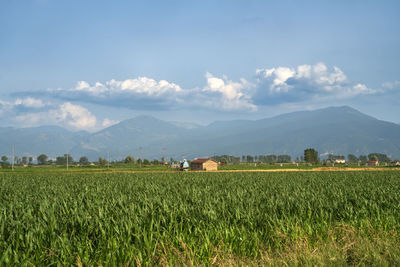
[139,147,142,168]
[11,145,14,171]
[107,151,110,170]
[162,147,166,162]
[66,151,69,171]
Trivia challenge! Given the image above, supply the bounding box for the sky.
[0,0,399,132]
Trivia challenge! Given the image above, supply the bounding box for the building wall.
[190,160,218,171]
[203,161,218,171]
[191,163,203,171]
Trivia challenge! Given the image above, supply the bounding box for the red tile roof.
[191,158,217,164]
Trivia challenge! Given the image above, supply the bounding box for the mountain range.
[1,106,400,161]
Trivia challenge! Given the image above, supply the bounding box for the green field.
[1,171,400,265]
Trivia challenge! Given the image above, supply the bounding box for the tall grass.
[0,171,399,265]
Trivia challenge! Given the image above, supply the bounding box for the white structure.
[334,159,346,164]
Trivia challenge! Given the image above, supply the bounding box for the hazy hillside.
[70,115,189,160]
[0,126,89,159]
[173,106,400,159]
[1,106,399,161]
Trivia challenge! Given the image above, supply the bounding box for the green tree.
[304,148,319,164]
[216,156,227,164]
[368,154,378,161]
[359,155,368,164]
[124,156,135,163]
[56,156,66,165]
[277,155,291,163]
[22,156,27,165]
[368,153,391,163]
[266,155,277,163]
[1,156,8,163]
[347,154,358,163]
[1,155,9,168]
[98,157,108,166]
[136,158,142,165]
[37,154,48,165]
[28,157,33,165]
[79,156,89,165]
[143,159,150,165]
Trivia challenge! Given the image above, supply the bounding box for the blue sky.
[1,0,399,131]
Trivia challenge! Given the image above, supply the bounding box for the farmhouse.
[334,159,346,164]
[392,160,400,166]
[190,158,218,171]
[366,160,379,166]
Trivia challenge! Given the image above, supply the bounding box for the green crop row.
[0,171,399,265]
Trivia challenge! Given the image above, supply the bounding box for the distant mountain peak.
[1,106,399,160]
[169,121,200,129]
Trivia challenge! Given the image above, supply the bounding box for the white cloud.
[255,62,376,104]
[75,81,91,90]
[73,77,182,97]
[382,80,400,90]
[10,64,386,115]
[36,75,257,112]
[257,67,295,93]
[14,97,45,108]
[202,72,257,111]
[0,99,10,115]
[102,118,120,128]
[15,102,98,131]
[57,102,97,130]
[350,83,375,95]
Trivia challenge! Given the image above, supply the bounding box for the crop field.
[1,171,400,265]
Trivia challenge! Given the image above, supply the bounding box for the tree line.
[302,149,396,164]
[0,154,170,167]
[1,150,397,168]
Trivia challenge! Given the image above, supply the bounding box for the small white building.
[335,159,346,164]
[392,160,400,166]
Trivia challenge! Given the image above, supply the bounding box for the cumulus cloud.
[0,97,114,131]
[14,97,45,108]
[44,77,185,110]
[15,102,98,131]
[73,77,182,96]
[254,62,376,105]
[9,64,387,115]
[37,77,185,111]
[20,75,257,112]
[202,73,257,111]
[102,118,120,128]
[0,97,49,117]
[57,102,97,130]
